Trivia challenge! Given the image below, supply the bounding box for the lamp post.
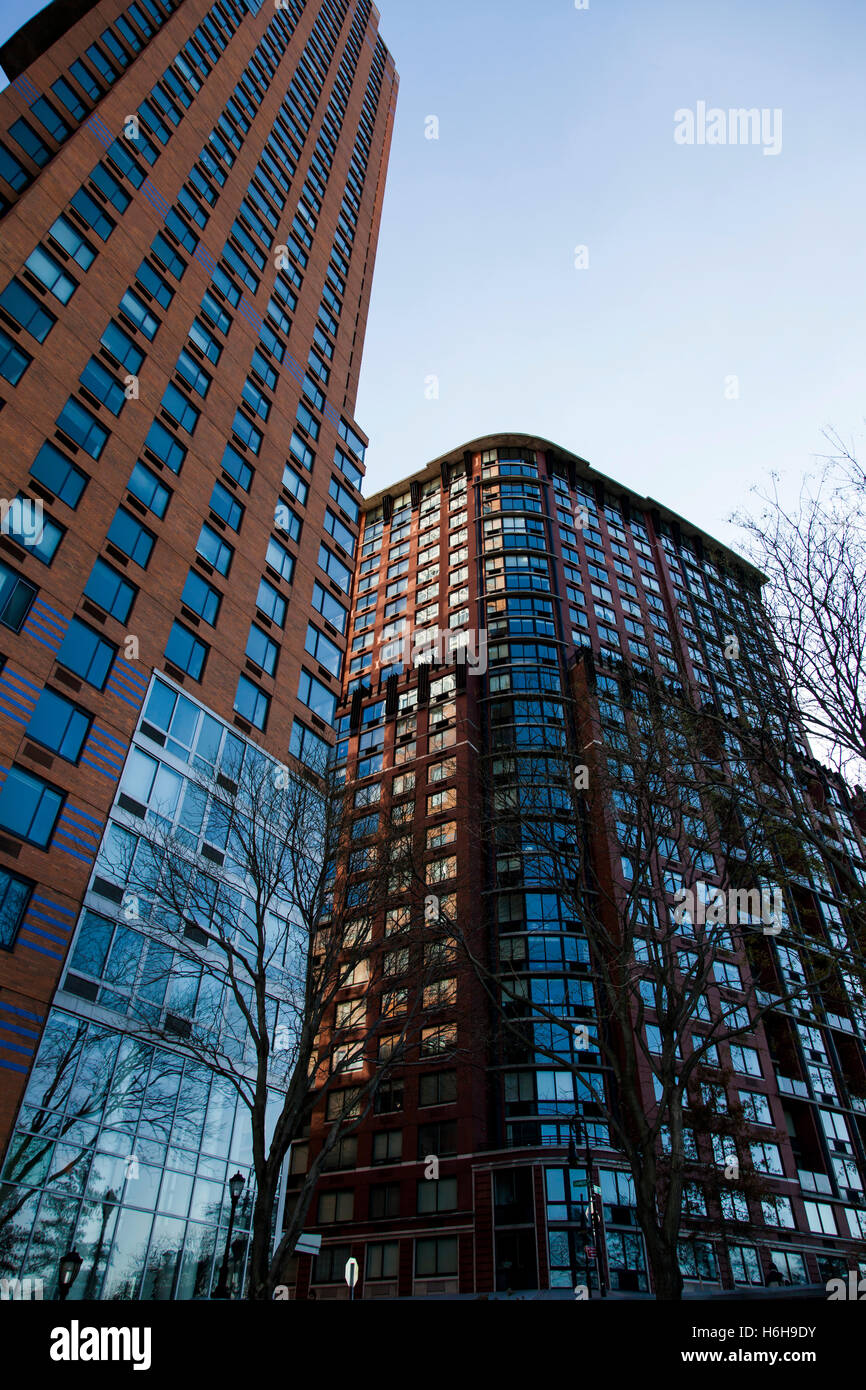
[57,1248,82,1301]
[570,1113,607,1298]
[212,1171,245,1299]
[83,1188,116,1300]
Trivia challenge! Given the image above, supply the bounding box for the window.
[417,1177,458,1213]
[317,1190,354,1223]
[127,462,169,518]
[28,446,86,511]
[305,623,342,678]
[176,347,211,397]
[181,570,220,624]
[312,581,347,633]
[246,624,278,675]
[25,246,76,302]
[369,1183,400,1219]
[161,382,199,433]
[57,618,115,688]
[51,77,87,120]
[290,719,330,770]
[235,674,269,729]
[283,462,308,505]
[26,689,90,762]
[100,321,144,374]
[165,621,207,679]
[298,669,336,725]
[415,1237,458,1277]
[366,1242,398,1280]
[419,1071,457,1107]
[256,577,285,627]
[804,1200,837,1236]
[324,507,356,556]
[10,119,51,167]
[70,188,115,241]
[318,543,352,593]
[56,398,108,459]
[119,288,159,340]
[0,767,63,848]
[208,480,243,532]
[0,279,56,342]
[0,329,32,385]
[197,523,232,575]
[232,409,261,454]
[266,537,294,583]
[107,508,154,567]
[79,357,126,414]
[84,558,136,622]
[8,499,63,565]
[0,561,36,631]
[312,1244,351,1284]
[0,867,32,950]
[48,215,96,269]
[221,444,252,491]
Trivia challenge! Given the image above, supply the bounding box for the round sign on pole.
[345,1257,359,1288]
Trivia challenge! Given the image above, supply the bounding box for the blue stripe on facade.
[0,1021,38,1042]
[80,755,119,779]
[0,1001,43,1023]
[1,669,41,695]
[18,938,64,961]
[52,840,96,864]
[0,1059,29,1075]
[32,895,75,919]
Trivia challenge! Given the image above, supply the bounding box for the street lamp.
[57,1248,82,1301]
[83,1188,117,1300]
[212,1171,245,1299]
[570,1113,608,1299]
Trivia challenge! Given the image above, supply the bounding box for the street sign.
[585,1246,597,1260]
[345,1257,359,1288]
[295,1233,322,1256]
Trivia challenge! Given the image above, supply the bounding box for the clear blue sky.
[3,0,865,544]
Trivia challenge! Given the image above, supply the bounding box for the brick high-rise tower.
[294,434,866,1299]
[0,0,395,1298]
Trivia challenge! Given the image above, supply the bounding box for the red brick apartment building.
[291,435,866,1299]
[0,0,397,1298]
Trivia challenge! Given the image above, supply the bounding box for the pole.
[213,1189,240,1299]
[584,1125,608,1299]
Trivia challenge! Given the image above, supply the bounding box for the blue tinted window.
[0,279,56,341]
[84,557,136,621]
[0,867,32,949]
[234,674,269,730]
[27,688,90,761]
[165,621,207,679]
[181,570,220,624]
[0,327,31,385]
[30,443,86,507]
[127,462,169,517]
[0,767,63,847]
[107,508,154,567]
[57,617,115,688]
[56,398,108,459]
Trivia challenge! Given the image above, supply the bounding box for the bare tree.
[732,435,866,781]
[110,741,436,1300]
[456,655,848,1299]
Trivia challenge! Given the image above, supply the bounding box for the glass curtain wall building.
[0,0,397,1298]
